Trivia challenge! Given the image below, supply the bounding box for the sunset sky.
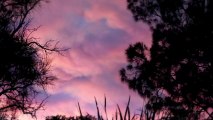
[20,0,152,119]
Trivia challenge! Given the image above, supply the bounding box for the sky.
[20,0,152,119]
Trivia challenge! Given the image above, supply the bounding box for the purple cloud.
[19,0,151,119]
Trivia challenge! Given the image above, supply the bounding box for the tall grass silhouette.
[77,96,143,120]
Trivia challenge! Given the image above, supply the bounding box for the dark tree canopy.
[0,0,57,117]
[45,114,97,120]
[121,0,213,119]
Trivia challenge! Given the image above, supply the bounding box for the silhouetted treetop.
[0,0,59,118]
[127,0,213,29]
[45,114,97,120]
[121,0,213,119]
[0,0,43,33]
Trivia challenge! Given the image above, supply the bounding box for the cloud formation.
[20,0,152,119]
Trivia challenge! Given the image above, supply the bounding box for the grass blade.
[77,102,83,117]
[104,95,108,120]
[124,96,131,120]
[117,104,123,120]
[127,106,130,120]
[115,109,118,120]
[95,97,102,120]
[131,114,137,120]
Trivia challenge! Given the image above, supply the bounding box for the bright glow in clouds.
[20,0,152,119]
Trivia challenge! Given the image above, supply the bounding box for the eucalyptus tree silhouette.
[121,0,213,119]
[0,0,60,117]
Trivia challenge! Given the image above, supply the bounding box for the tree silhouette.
[46,115,72,120]
[121,0,213,119]
[0,113,8,120]
[0,0,60,117]
[45,114,97,120]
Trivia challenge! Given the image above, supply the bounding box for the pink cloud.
[84,0,152,46]
[19,0,152,119]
